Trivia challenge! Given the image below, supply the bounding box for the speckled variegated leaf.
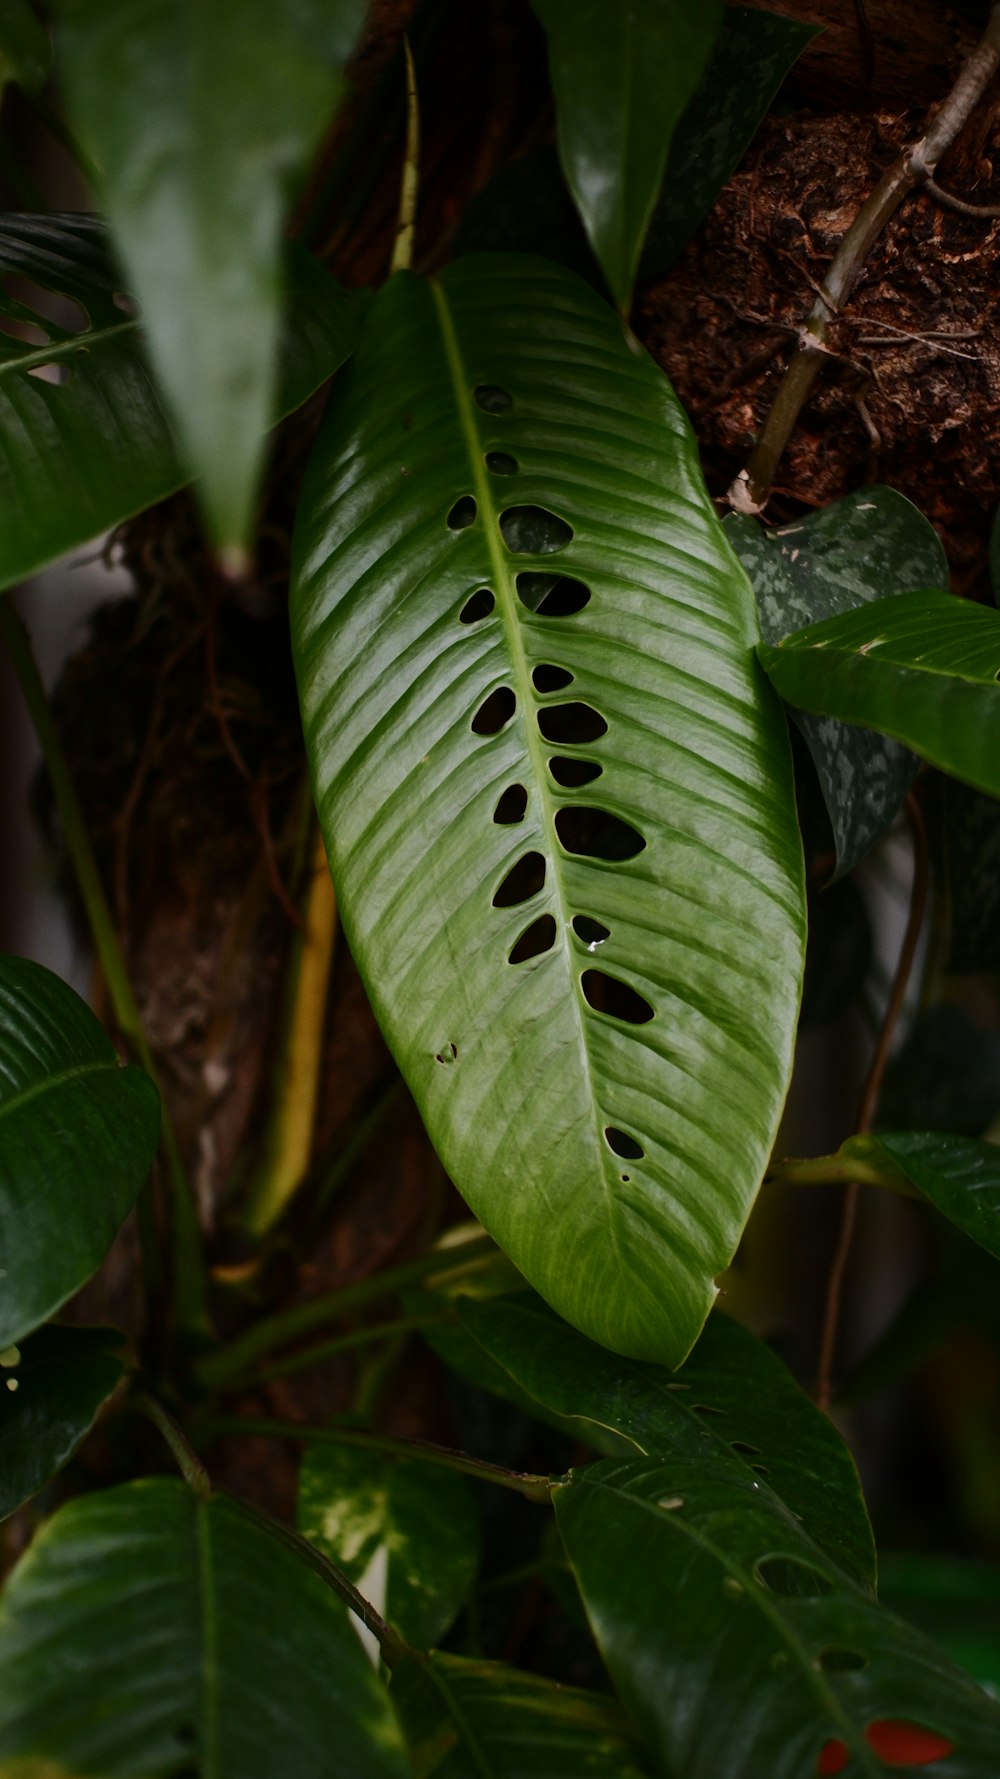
[0,1325,124,1521]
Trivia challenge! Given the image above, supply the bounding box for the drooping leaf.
[554,1454,1000,1779]
[880,1554,1000,1700]
[0,1324,124,1521]
[49,0,366,555]
[730,489,948,877]
[391,1651,654,1778]
[298,1440,480,1650]
[0,213,361,594]
[529,0,726,311]
[0,1478,409,1778]
[757,590,1000,800]
[0,0,50,95]
[842,1128,1000,1263]
[292,254,805,1367]
[455,1290,875,1589]
[927,772,1000,971]
[0,953,159,1350]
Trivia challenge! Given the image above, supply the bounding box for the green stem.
[247,1310,446,1387]
[767,1153,881,1188]
[134,1392,212,1501]
[205,1417,556,1505]
[0,601,209,1334]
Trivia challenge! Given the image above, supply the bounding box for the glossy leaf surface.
[730,490,947,877]
[299,1440,480,1649]
[292,255,805,1366]
[843,1129,1000,1263]
[0,0,50,93]
[0,1478,408,1778]
[0,214,360,593]
[530,0,726,310]
[0,1324,124,1521]
[554,1455,1000,1778]
[50,0,366,553]
[758,591,1000,799]
[0,953,159,1350]
[456,1289,874,1589]
[391,1652,654,1778]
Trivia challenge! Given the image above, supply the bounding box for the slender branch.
[134,1392,212,1501]
[205,1416,556,1505]
[815,794,929,1410]
[768,1153,878,1188]
[729,2,1000,513]
[390,36,420,275]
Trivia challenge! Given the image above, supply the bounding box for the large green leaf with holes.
[292,254,805,1367]
[758,591,1000,798]
[0,953,159,1351]
[49,0,366,556]
[0,1477,408,1778]
[554,1455,1000,1779]
[0,213,360,593]
[0,1325,125,1521]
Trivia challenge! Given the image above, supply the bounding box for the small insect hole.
[460,588,494,624]
[550,756,603,789]
[500,505,573,554]
[113,290,140,317]
[605,1127,643,1160]
[581,971,654,1025]
[493,852,546,908]
[692,1404,726,1418]
[474,384,512,413]
[472,687,516,735]
[486,451,518,475]
[537,703,607,745]
[573,915,610,946]
[756,1557,832,1598]
[447,496,477,530]
[508,914,557,965]
[493,784,527,825]
[750,1464,770,1478]
[817,1740,849,1777]
[517,572,591,616]
[532,663,574,693]
[27,361,70,385]
[730,1441,761,1456]
[817,1648,867,1674]
[555,807,645,861]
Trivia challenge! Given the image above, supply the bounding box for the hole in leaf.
[508,914,557,965]
[866,1723,954,1767]
[113,290,140,317]
[472,687,516,735]
[1,274,88,336]
[433,1042,459,1066]
[532,663,574,694]
[27,361,70,385]
[750,1463,770,1478]
[692,1404,726,1417]
[517,572,591,616]
[730,1441,761,1456]
[581,971,654,1024]
[605,1127,643,1160]
[550,756,603,789]
[756,1557,832,1598]
[573,915,610,946]
[493,852,546,908]
[448,496,477,530]
[818,1648,867,1674]
[486,451,518,475]
[817,1743,849,1778]
[460,588,494,624]
[555,807,646,862]
[494,785,527,825]
[474,384,512,413]
[537,703,607,745]
[500,505,573,554]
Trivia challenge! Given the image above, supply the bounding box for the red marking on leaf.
[866,1721,954,1766]
[817,1740,849,1775]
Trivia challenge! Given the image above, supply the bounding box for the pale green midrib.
[0,1057,117,1126]
[427,277,622,1259]
[805,643,999,686]
[0,317,142,382]
[425,1662,493,1779]
[195,1502,219,1779]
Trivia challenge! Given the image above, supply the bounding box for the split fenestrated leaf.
[0,953,159,1351]
[298,1441,480,1650]
[0,213,361,594]
[292,254,805,1367]
[49,0,367,555]
[0,0,50,95]
[842,1128,1000,1263]
[758,591,1000,799]
[0,1478,409,1778]
[730,489,947,878]
[455,1289,875,1590]
[391,1652,654,1778]
[554,1454,1000,1779]
[0,1324,125,1522]
[529,0,726,311]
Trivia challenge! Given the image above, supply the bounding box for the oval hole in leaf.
[460,588,494,624]
[550,756,603,789]
[537,703,608,745]
[500,505,573,554]
[472,687,516,735]
[817,1742,849,1777]
[605,1127,643,1160]
[581,970,654,1025]
[532,663,574,693]
[508,914,557,965]
[448,496,478,530]
[555,807,646,861]
[573,915,610,945]
[751,1463,771,1478]
[692,1404,726,1417]
[493,784,527,825]
[756,1557,833,1598]
[818,1648,868,1674]
[486,451,518,475]
[730,1441,761,1457]
[517,572,591,616]
[866,1721,954,1766]
[113,290,140,317]
[493,852,546,908]
[473,383,512,413]
[27,362,70,386]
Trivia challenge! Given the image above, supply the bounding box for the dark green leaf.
[880,1554,1000,1700]
[554,1454,1000,1778]
[731,489,947,876]
[640,6,820,276]
[0,953,159,1350]
[49,0,366,555]
[529,0,725,311]
[292,255,805,1367]
[0,0,50,94]
[0,1478,408,1777]
[0,1324,124,1521]
[0,214,360,594]
[457,1290,875,1589]
[299,1441,480,1650]
[843,1129,1000,1263]
[928,772,1000,971]
[391,1651,654,1778]
[758,590,1000,800]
